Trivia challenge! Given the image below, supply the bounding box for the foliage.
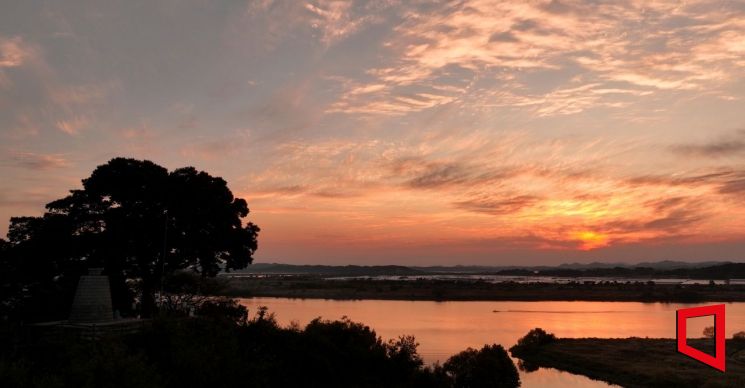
[195,298,249,325]
[509,328,557,374]
[509,335,745,388]
[733,331,745,341]
[0,238,20,320]
[703,326,715,339]
[1,157,259,320]
[513,328,556,352]
[0,305,522,388]
[0,314,404,387]
[158,271,226,315]
[387,335,424,372]
[442,344,520,388]
[0,323,160,388]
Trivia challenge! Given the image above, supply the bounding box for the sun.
[570,230,610,250]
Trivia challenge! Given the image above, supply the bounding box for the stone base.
[69,268,114,323]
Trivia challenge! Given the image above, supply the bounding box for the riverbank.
[221,275,745,302]
[1,310,520,388]
[510,336,745,387]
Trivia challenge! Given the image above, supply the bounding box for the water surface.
[239,298,745,387]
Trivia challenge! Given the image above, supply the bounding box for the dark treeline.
[0,301,520,388]
[232,262,743,279]
[496,262,745,279]
[236,263,424,276]
[230,275,745,303]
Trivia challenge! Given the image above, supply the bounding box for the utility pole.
[159,208,168,310]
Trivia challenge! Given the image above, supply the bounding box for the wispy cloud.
[3,152,70,170]
[305,1,387,46]
[49,80,120,108]
[325,0,745,117]
[393,158,517,190]
[718,173,745,195]
[454,195,540,215]
[180,130,252,161]
[0,36,33,68]
[55,116,89,135]
[671,130,745,158]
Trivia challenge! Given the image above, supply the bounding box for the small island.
[510,329,745,387]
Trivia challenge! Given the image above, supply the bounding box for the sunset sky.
[1,1,745,265]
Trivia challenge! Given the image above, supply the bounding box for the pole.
[159,208,168,310]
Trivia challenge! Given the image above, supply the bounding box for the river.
[238,298,745,387]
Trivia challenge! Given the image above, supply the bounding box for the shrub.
[515,328,556,349]
[443,344,520,388]
[196,297,249,325]
[387,335,424,378]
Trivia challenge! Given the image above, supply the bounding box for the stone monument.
[68,267,114,323]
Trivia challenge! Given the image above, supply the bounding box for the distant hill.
[229,263,423,276]
[235,261,739,278]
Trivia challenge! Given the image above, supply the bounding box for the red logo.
[676,304,726,372]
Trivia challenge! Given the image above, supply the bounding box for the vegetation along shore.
[510,329,745,387]
[222,274,745,303]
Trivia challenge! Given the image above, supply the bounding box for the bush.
[443,344,520,388]
[195,297,249,325]
[387,335,423,370]
[515,328,556,349]
[0,301,519,388]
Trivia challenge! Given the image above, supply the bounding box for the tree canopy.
[2,157,259,320]
[443,344,520,388]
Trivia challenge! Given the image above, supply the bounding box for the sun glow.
[571,231,609,250]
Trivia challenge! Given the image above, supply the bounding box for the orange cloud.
[4,152,70,170]
[0,36,32,68]
[55,116,89,136]
[323,0,744,118]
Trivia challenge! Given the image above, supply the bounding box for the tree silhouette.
[4,157,259,319]
[443,344,520,388]
[514,327,556,350]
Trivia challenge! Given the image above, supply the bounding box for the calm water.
[238,298,745,388]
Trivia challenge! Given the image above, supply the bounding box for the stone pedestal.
[68,268,114,323]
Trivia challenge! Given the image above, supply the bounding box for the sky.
[1,0,745,266]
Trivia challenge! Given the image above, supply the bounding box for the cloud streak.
[671,130,745,158]
[3,152,70,170]
[0,36,33,68]
[323,0,745,117]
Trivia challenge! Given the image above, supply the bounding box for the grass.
[510,337,745,387]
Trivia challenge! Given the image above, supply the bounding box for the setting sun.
[571,231,610,251]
